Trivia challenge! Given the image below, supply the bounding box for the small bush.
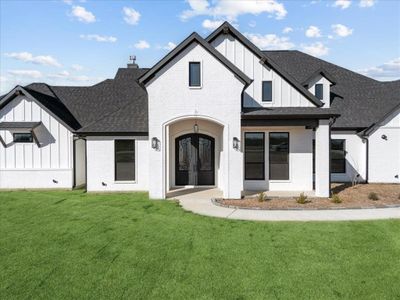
[331,194,342,204]
[296,192,308,204]
[257,192,266,202]
[368,192,379,201]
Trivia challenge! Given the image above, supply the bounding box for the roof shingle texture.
[263,50,400,129]
[24,68,149,133]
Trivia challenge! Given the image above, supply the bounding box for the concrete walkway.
[169,188,400,222]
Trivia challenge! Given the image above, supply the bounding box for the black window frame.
[189,61,201,87]
[114,139,136,182]
[315,83,323,100]
[262,81,273,102]
[244,132,265,180]
[331,139,346,174]
[269,132,290,181]
[13,132,33,143]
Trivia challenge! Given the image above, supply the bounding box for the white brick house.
[1,22,399,198]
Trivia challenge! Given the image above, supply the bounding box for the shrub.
[368,192,379,201]
[257,192,266,202]
[398,193,400,200]
[331,194,342,204]
[296,192,308,204]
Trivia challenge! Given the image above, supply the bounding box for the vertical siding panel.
[15,145,24,168]
[41,110,51,168]
[59,126,68,169]
[50,117,59,168]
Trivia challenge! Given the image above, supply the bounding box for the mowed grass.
[0,191,399,299]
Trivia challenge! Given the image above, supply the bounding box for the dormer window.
[189,62,201,87]
[315,83,323,100]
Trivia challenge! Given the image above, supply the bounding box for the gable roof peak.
[139,29,251,85]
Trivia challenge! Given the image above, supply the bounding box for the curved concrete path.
[171,188,400,222]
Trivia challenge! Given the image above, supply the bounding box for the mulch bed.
[216,183,400,210]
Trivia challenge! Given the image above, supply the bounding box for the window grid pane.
[189,62,201,87]
[269,132,289,180]
[115,140,135,181]
[245,133,265,180]
[262,81,272,102]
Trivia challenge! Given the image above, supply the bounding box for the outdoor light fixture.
[194,123,199,133]
[233,137,239,150]
[151,137,159,149]
[381,134,387,140]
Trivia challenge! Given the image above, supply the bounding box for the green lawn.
[0,191,399,299]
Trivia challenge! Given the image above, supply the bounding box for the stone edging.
[212,198,400,211]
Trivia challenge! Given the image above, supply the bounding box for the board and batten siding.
[368,108,400,183]
[0,95,74,188]
[211,34,314,108]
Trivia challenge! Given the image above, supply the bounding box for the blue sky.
[1,0,399,94]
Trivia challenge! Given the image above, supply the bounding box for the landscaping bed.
[216,183,400,210]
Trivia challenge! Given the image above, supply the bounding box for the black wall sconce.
[381,134,387,140]
[233,137,240,150]
[152,137,159,150]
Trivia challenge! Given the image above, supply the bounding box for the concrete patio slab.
[171,188,400,221]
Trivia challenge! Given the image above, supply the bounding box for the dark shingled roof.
[263,50,400,129]
[22,68,149,134]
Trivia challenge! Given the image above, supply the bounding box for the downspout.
[240,79,252,198]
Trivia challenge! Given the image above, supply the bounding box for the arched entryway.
[175,133,215,186]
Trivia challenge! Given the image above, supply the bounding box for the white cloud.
[8,70,43,79]
[305,26,321,38]
[202,19,223,31]
[71,64,84,71]
[70,5,96,23]
[47,70,93,82]
[301,42,329,57]
[134,40,150,49]
[123,7,140,25]
[181,0,287,21]
[47,70,70,79]
[245,33,294,50]
[359,57,400,80]
[163,42,176,51]
[5,52,61,67]
[63,0,73,4]
[282,27,293,34]
[331,24,353,37]
[359,0,375,7]
[333,0,351,9]
[248,20,257,28]
[0,76,8,83]
[79,34,117,42]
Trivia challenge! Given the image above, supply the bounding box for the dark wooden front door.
[175,134,215,186]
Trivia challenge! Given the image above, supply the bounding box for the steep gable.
[206,22,323,108]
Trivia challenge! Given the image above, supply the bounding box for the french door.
[175,134,215,186]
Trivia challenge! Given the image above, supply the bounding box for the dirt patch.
[217,183,400,210]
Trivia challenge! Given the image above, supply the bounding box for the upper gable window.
[13,133,33,143]
[262,81,272,102]
[315,84,323,100]
[189,62,201,87]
